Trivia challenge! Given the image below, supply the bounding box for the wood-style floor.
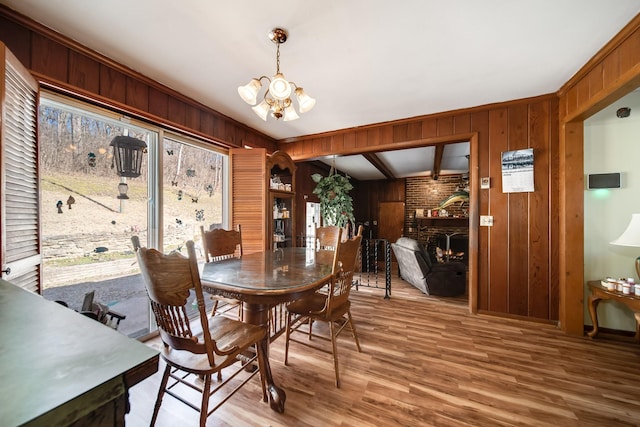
[126,276,640,427]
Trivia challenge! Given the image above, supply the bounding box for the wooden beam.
[432,144,444,180]
[308,160,332,174]
[362,153,395,180]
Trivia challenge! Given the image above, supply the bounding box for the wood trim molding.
[286,133,476,162]
[557,13,640,98]
[38,77,236,150]
[561,64,640,123]
[467,132,479,314]
[278,94,557,145]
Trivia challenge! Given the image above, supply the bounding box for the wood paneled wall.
[3,1,638,330]
[293,161,404,242]
[557,14,640,335]
[280,95,560,322]
[0,5,277,152]
[354,179,406,239]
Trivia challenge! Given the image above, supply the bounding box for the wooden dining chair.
[316,225,342,250]
[133,238,267,427]
[284,232,363,387]
[200,224,243,319]
[314,225,343,272]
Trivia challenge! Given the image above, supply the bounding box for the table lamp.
[610,213,640,279]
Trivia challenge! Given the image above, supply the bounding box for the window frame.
[40,90,230,251]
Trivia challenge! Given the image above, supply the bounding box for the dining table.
[199,246,333,413]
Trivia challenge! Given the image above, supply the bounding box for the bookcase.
[230,148,296,253]
[267,151,296,250]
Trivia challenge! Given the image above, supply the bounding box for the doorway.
[304,201,321,246]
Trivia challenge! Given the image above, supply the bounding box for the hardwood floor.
[126,276,640,426]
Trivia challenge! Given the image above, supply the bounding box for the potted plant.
[312,170,355,228]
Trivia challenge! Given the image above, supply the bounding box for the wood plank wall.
[3,2,638,330]
[0,5,277,152]
[557,14,640,335]
[294,162,404,242]
[280,95,560,322]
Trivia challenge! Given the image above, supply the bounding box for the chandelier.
[238,28,315,121]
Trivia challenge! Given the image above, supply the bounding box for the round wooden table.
[200,247,333,413]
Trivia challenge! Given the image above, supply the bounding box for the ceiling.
[2,1,639,180]
[315,142,470,181]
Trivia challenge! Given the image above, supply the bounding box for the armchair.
[391,237,466,297]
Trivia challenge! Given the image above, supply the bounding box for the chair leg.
[347,310,361,352]
[199,373,212,427]
[151,363,171,426]
[210,298,219,318]
[284,312,292,365]
[329,321,340,388]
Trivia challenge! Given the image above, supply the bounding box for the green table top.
[0,279,158,426]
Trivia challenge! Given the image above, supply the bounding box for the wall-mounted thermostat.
[481,177,490,189]
[587,173,620,189]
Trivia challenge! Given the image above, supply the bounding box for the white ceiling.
[2,1,639,180]
[316,142,470,180]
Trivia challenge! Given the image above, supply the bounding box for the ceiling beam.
[362,153,395,180]
[432,144,444,180]
[308,160,332,174]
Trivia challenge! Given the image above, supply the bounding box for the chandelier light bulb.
[269,73,292,100]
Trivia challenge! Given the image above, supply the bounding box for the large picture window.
[162,136,225,254]
[38,93,227,338]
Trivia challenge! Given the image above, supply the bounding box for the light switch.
[480,215,494,226]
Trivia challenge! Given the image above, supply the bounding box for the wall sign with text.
[501,148,534,193]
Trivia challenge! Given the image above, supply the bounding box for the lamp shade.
[295,87,316,113]
[238,79,262,105]
[251,99,270,121]
[610,213,640,247]
[282,105,299,121]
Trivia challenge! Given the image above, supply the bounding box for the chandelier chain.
[276,43,281,74]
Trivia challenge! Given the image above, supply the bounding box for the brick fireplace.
[404,175,469,262]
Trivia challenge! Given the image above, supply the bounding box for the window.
[162,136,226,256]
[38,92,228,338]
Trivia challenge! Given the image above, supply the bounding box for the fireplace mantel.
[416,217,469,227]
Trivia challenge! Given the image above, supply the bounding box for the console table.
[0,279,159,426]
[586,280,640,341]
